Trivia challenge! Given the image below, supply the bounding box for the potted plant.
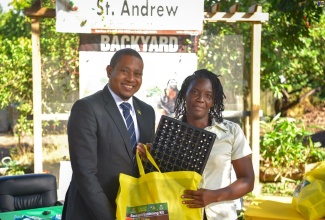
[260,113,325,182]
[0,156,32,175]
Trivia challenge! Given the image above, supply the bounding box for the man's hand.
[136,143,152,161]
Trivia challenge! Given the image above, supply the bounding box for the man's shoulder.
[83,90,103,100]
[73,89,105,107]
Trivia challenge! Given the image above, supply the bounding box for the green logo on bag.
[126,203,169,220]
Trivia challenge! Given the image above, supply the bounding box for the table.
[0,206,63,220]
[244,196,325,220]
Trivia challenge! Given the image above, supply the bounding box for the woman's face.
[185,78,214,120]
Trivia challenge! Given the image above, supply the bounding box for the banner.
[56,0,204,35]
[78,33,198,125]
[79,34,198,53]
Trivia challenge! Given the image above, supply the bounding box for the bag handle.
[136,144,161,176]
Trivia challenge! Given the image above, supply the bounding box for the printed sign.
[79,34,198,53]
[78,34,198,117]
[79,51,198,125]
[56,0,204,35]
[126,203,169,220]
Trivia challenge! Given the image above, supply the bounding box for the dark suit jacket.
[62,85,155,220]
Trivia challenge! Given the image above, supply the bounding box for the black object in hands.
[145,115,216,174]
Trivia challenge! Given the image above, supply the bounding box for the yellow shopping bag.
[292,161,325,220]
[116,145,202,220]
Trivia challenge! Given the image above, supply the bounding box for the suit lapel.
[102,85,133,160]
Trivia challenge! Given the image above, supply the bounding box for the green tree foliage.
[0,0,79,137]
[202,0,325,115]
[261,0,325,115]
[40,18,79,116]
[0,2,33,135]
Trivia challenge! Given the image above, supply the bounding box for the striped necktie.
[120,102,137,156]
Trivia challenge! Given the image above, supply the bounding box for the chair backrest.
[0,173,58,212]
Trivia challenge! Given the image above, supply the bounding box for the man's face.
[107,55,143,101]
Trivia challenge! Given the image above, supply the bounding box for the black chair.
[0,173,61,212]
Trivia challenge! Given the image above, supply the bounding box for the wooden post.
[31,17,43,173]
[250,22,262,196]
[25,1,55,174]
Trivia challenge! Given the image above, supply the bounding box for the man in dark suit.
[62,48,155,219]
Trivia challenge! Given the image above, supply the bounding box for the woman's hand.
[136,142,152,161]
[181,188,215,208]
